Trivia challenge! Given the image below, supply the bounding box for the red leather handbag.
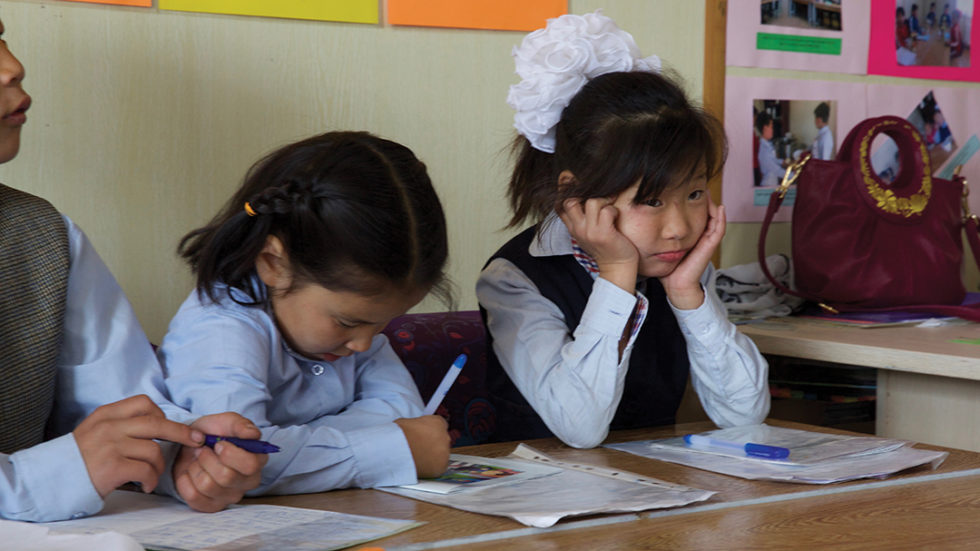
[758,115,980,321]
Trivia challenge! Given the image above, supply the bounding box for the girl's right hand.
[394,415,450,478]
[559,198,639,293]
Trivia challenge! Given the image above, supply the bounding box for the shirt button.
[311,364,324,376]
[71,511,87,519]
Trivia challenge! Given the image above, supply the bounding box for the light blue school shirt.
[811,125,834,161]
[0,216,193,523]
[158,279,423,496]
[758,138,783,187]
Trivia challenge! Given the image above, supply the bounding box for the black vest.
[0,184,70,454]
[481,226,689,442]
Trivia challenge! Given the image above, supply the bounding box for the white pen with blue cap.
[423,354,468,415]
[684,434,790,459]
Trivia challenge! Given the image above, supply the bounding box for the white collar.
[529,212,574,258]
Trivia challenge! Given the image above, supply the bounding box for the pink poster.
[723,76,867,222]
[728,1,869,73]
[869,0,978,81]
[865,83,980,214]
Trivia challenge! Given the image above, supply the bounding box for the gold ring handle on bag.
[777,153,811,199]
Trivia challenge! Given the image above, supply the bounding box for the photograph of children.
[895,0,972,67]
[753,99,838,187]
[429,460,522,485]
[760,0,843,30]
[871,90,958,181]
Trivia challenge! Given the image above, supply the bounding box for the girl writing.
[158,131,452,494]
[477,12,770,448]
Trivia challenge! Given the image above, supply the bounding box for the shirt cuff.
[671,285,729,345]
[347,422,417,488]
[580,277,638,337]
[12,433,103,521]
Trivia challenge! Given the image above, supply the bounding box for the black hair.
[912,4,918,13]
[755,111,773,134]
[505,70,727,228]
[897,7,906,17]
[814,102,830,123]
[178,130,453,307]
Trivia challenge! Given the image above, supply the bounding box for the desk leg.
[877,370,980,452]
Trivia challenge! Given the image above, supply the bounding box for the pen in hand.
[423,354,468,415]
[204,435,280,454]
[683,434,790,459]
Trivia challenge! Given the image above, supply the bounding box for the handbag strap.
[758,154,816,303]
[758,164,980,322]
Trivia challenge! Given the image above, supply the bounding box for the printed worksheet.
[38,491,421,551]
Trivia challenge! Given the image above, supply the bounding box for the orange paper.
[388,0,566,31]
[60,0,152,6]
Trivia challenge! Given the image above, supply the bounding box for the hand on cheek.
[660,201,726,310]
[559,198,639,293]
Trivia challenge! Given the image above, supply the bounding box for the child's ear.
[557,170,577,190]
[255,235,292,291]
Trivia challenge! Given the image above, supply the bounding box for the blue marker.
[683,434,790,460]
[423,354,468,415]
[204,435,280,454]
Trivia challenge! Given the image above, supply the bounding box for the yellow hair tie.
[244,202,258,217]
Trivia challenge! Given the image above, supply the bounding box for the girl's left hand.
[173,413,267,513]
[659,198,726,310]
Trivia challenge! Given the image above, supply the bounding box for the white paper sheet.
[381,444,715,528]
[0,520,142,551]
[606,424,948,484]
[36,491,421,551]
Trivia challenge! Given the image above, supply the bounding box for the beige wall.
[0,0,708,342]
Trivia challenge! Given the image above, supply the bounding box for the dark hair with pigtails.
[178,130,453,307]
[506,70,727,229]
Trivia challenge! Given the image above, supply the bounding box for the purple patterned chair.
[382,310,496,446]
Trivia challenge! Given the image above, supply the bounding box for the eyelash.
[643,190,705,207]
[336,319,358,329]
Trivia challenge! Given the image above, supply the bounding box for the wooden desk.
[245,420,980,550]
[739,317,980,451]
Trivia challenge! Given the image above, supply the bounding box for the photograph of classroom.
[896,0,972,67]
[760,0,843,30]
[753,98,836,187]
[2,0,980,549]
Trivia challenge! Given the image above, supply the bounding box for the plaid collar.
[570,238,600,278]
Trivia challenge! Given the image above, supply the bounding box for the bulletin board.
[714,0,980,224]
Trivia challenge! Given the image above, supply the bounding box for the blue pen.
[204,435,280,454]
[683,434,790,460]
[423,354,468,415]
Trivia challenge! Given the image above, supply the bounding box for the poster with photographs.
[869,0,979,81]
[727,1,870,73]
[866,84,980,214]
[724,76,867,222]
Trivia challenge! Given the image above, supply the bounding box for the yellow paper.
[60,0,152,6]
[388,0,566,31]
[159,0,378,24]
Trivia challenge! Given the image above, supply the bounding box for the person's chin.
[0,135,21,164]
[639,260,679,279]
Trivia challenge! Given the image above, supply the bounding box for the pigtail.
[178,204,272,305]
[505,136,557,229]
